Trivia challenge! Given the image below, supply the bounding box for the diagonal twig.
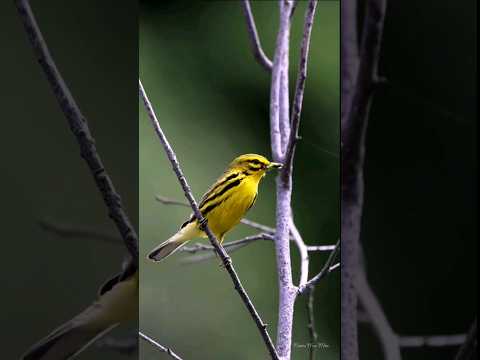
[39,219,120,245]
[240,0,273,71]
[139,80,279,360]
[16,0,139,265]
[298,239,340,294]
[139,332,183,360]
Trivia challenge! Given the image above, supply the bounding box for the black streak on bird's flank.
[202,179,242,205]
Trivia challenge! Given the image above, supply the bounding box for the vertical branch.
[139,80,279,360]
[341,1,387,359]
[15,0,139,265]
[271,1,295,357]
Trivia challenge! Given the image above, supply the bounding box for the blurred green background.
[139,1,339,359]
[1,1,138,358]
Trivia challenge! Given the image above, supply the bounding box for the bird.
[148,153,282,262]
[21,261,138,360]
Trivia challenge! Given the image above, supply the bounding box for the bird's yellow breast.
[203,175,260,241]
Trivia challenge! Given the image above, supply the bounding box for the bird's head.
[228,154,283,177]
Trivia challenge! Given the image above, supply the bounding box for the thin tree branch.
[305,286,318,360]
[307,244,337,251]
[341,1,387,359]
[399,334,467,348]
[39,219,120,245]
[139,80,279,360]
[15,0,139,265]
[356,266,401,360]
[139,332,183,360]
[240,0,273,71]
[298,239,340,294]
[289,218,309,287]
[455,319,477,360]
[283,0,318,172]
[180,233,274,253]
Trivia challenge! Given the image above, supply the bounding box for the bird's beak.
[267,162,283,171]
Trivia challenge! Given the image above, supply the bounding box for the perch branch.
[15,0,139,265]
[181,233,274,253]
[240,0,273,71]
[139,332,183,360]
[139,80,279,360]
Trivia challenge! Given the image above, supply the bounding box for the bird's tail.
[21,270,138,360]
[148,222,199,262]
[21,306,118,360]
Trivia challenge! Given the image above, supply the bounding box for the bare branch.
[289,218,309,287]
[15,0,139,265]
[270,2,296,357]
[139,332,183,360]
[341,0,387,359]
[455,319,477,360]
[298,239,340,294]
[181,233,274,253]
[283,0,318,172]
[399,334,467,348]
[139,80,279,360]
[356,266,401,360]
[39,219,120,245]
[240,0,273,71]
[307,244,337,251]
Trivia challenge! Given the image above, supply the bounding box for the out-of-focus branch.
[455,319,477,360]
[39,219,120,245]
[399,334,467,348]
[356,266,401,360]
[341,0,387,359]
[15,0,139,265]
[96,335,138,356]
[139,80,279,360]
[240,0,273,71]
[139,332,183,360]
